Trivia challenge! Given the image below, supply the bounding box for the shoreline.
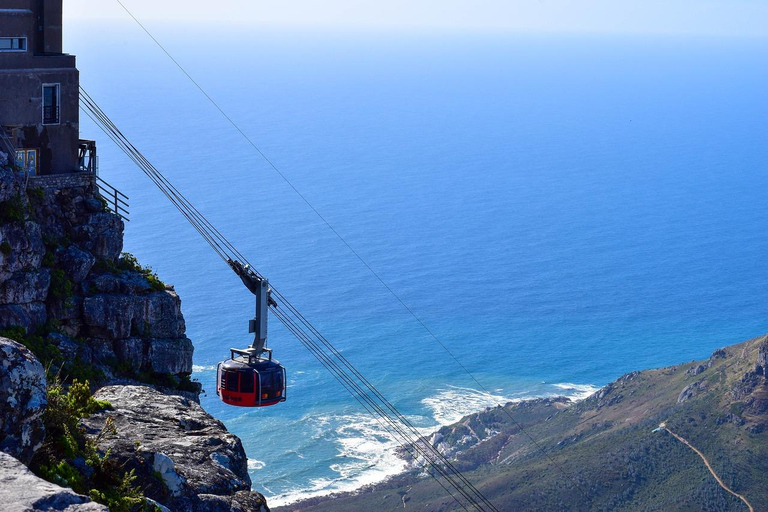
[267,382,599,508]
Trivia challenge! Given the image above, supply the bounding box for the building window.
[0,37,27,52]
[43,84,60,125]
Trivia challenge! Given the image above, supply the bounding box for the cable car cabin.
[217,348,286,407]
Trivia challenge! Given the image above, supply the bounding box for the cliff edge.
[0,161,268,510]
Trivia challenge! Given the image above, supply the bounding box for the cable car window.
[240,371,254,393]
[225,370,239,392]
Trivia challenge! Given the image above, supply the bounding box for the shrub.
[34,379,158,511]
[49,269,75,305]
[119,252,166,292]
[0,195,27,222]
[27,187,45,203]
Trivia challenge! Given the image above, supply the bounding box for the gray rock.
[678,380,708,404]
[0,452,108,512]
[757,340,768,378]
[85,272,153,295]
[56,246,96,283]
[0,221,44,278]
[0,269,50,304]
[82,386,269,510]
[0,337,47,464]
[147,337,194,374]
[0,303,47,333]
[83,291,185,340]
[84,198,104,213]
[74,213,123,261]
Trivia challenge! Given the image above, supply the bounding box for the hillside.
[283,335,768,511]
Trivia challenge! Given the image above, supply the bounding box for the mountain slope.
[282,335,768,511]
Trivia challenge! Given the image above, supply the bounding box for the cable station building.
[0,0,88,175]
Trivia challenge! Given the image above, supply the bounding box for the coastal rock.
[0,451,108,511]
[0,337,47,464]
[0,221,44,278]
[678,380,708,404]
[82,291,185,340]
[56,245,96,283]
[71,213,123,261]
[0,269,50,304]
[81,386,269,510]
[756,340,768,378]
[0,302,46,333]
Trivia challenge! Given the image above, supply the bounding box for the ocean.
[68,22,768,505]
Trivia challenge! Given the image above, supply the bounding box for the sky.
[64,0,768,38]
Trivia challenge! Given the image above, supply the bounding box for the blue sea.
[68,22,768,505]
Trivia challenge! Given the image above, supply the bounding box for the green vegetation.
[0,241,11,255]
[26,186,45,203]
[0,325,104,384]
[32,379,158,512]
[115,359,199,393]
[94,253,166,292]
[49,268,75,306]
[0,194,27,222]
[119,253,166,292]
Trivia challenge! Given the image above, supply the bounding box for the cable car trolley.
[216,260,286,407]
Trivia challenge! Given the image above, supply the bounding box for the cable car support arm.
[228,259,277,356]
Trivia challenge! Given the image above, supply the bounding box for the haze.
[64,0,768,38]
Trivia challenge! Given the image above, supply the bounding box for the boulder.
[71,213,123,261]
[56,246,96,283]
[0,337,47,464]
[81,386,269,511]
[0,452,108,512]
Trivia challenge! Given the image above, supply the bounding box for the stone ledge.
[28,172,94,189]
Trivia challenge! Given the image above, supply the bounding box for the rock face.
[0,166,195,393]
[0,337,47,464]
[81,386,270,512]
[0,451,108,511]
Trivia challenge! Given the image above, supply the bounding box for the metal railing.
[95,175,130,222]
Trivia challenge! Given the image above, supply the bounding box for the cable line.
[79,90,498,512]
[106,1,594,505]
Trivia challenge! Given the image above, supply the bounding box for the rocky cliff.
[0,167,194,390]
[0,161,268,510]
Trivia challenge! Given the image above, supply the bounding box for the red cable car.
[217,260,286,408]
[217,348,286,407]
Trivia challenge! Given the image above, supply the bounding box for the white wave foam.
[269,382,598,507]
[422,386,517,426]
[266,413,406,507]
[551,383,600,401]
[248,459,266,470]
[192,364,216,372]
